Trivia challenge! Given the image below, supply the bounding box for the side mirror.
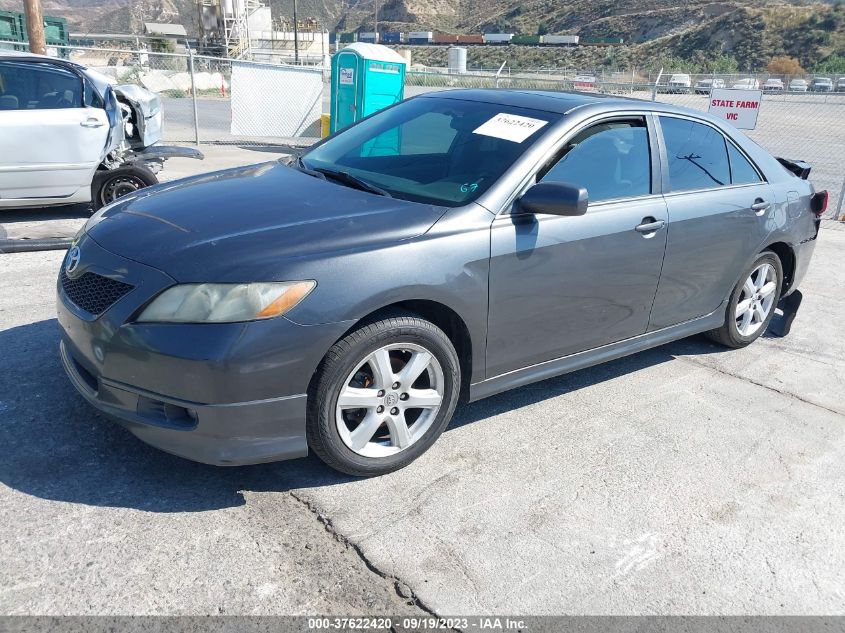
[516,181,588,217]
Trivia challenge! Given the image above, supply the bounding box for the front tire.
[91,165,158,211]
[706,251,783,348]
[307,313,461,477]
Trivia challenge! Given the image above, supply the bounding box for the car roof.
[418,89,643,114]
[417,88,708,118]
[0,49,84,70]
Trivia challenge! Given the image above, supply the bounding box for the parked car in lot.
[572,74,596,89]
[0,51,201,211]
[732,78,760,89]
[837,78,845,92]
[58,90,824,476]
[811,77,833,92]
[666,73,692,93]
[789,78,809,92]
[763,78,784,92]
[694,77,725,94]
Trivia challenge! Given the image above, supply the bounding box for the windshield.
[302,97,559,207]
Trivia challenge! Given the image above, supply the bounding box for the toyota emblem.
[66,246,81,275]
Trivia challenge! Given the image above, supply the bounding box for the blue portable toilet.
[330,43,407,134]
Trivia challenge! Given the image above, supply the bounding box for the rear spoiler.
[777,157,811,180]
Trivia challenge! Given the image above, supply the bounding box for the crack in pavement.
[287,490,442,619]
[676,355,844,418]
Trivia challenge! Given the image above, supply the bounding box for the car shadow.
[0,318,730,513]
[0,204,91,242]
[0,204,91,226]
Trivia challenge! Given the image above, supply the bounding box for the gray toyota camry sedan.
[58,90,824,476]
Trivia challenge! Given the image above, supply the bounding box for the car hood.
[87,161,447,281]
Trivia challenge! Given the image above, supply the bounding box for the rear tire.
[706,251,783,348]
[307,313,461,477]
[91,165,158,211]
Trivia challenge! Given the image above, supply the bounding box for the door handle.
[751,199,770,214]
[635,218,666,234]
[80,118,105,128]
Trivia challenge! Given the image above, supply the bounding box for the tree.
[767,55,804,75]
[710,54,739,73]
[815,54,845,74]
[537,21,549,36]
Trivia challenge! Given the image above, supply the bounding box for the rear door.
[648,114,772,329]
[0,59,110,201]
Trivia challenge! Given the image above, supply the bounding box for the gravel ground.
[0,221,843,615]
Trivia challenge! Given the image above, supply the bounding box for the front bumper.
[60,339,308,465]
[57,233,352,465]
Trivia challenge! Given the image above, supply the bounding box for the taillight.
[811,191,828,217]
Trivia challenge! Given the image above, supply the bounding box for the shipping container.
[358,32,378,43]
[581,36,623,46]
[455,34,484,44]
[541,34,579,45]
[339,32,357,43]
[483,33,514,44]
[408,31,433,44]
[512,35,540,45]
[432,32,458,44]
[380,31,403,44]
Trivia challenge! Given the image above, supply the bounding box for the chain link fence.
[23,44,845,218]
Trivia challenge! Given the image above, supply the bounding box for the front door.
[0,60,109,201]
[333,53,359,132]
[486,117,669,378]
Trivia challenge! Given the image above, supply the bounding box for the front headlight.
[137,281,316,323]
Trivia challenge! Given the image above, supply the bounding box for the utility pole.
[23,0,46,55]
[293,0,299,64]
[374,0,378,41]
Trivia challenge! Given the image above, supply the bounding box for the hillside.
[0,0,842,70]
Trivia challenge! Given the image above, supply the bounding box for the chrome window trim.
[497,110,659,216]
[654,113,768,194]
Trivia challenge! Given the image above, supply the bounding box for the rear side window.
[0,60,82,110]
[727,142,761,185]
[660,116,730,192]
[540,119,651,203]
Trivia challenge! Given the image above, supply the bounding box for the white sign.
[339,68,355,85]
[707,88,762,130]
[473,113,549,143]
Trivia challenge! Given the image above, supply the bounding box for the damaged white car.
[0,50,202,210]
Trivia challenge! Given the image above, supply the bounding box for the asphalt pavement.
[1,221,843,615]
[0,146,290,243]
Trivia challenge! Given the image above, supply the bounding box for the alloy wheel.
[735,262,778,337]
[335,343,445,458]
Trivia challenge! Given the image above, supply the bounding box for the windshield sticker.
[473,113,548,143]
[460,182,479,194]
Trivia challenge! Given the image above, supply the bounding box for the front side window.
[0,61,82,110]
[539,119,651,203]
[303,97,559,206]
[660,116,730,192]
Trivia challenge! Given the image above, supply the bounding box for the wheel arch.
[315,299,475,402]
[762,241,796,296]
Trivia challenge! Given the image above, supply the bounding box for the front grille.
[61,269,134,316]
